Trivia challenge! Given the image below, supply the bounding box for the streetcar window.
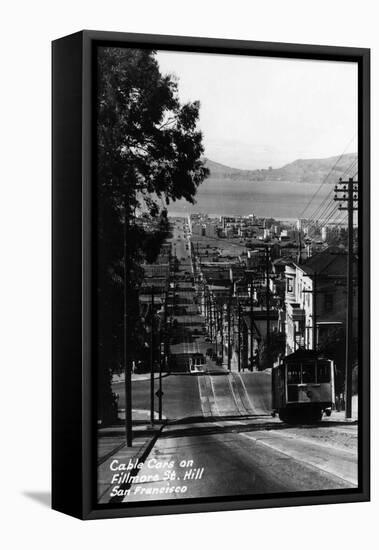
[301,362,316,383]
[317,361,331,383]
[287,363,301,384]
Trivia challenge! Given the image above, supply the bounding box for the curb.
[99,423,166,504]
[98,440,126,466]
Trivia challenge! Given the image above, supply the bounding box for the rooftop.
[300,246,349,277]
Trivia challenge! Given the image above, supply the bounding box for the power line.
[317,171,357,228]
[308,187,336,223]
[321,204,341,226]
[298,134,356,220]
[308,159,357,223]
[340,159,358,181]
[306,165,358,229]
[316,199,339,223]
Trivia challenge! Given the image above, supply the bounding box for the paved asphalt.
[108,219,358,503]
[121,418,356,503]
[113,371,271,421]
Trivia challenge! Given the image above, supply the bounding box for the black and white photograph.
[4,0,377,544]
[94,44,364,506]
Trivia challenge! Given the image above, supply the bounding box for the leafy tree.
[96,47,208,422]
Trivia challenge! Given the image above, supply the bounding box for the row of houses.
[283,246,357,355]
[198,241,355,374]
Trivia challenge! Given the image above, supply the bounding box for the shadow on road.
[160,415,357,440]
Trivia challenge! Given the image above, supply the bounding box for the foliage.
[96,47,208,422]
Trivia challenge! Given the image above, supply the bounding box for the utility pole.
[123,199,132,447]
[238,302,241,372]
[265,247,271,353]
[158,328,163,422]
[214,303,218,356]
[220,307,224,363]
[297,222,303,265]
[205,289,208,332]
[205,287,210,338]
[227,285,232,370]
[249,281,254,371]
[209,296,214,341]
[312,273,318,349]
[157,288,168,423]
[302,273,319,351]
[150,286,155,425]
[334,177,358,419]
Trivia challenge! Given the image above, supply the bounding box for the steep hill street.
[100,218,358,504]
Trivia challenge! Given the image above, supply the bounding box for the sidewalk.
[324,395,359,423]
[97,422,164,504]
[112,372,164,383]
[223,350,255,372]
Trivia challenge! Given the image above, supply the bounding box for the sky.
[156,50,358,170]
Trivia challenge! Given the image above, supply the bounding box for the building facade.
[284,247,353,355]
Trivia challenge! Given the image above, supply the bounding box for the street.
[110,416,357,503]
[103,219,358,504]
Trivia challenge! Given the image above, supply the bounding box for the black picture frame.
[52,30,370,520]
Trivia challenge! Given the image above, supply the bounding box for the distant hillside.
[203,159,246,178]
[204,153,357,184]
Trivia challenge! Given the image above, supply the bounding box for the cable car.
[272,349,335,423]
[189,353,206,374]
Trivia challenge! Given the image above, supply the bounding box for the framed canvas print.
[52,31,370,520]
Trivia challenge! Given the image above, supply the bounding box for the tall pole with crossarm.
[334,177,358,419]
[227,283,232,371]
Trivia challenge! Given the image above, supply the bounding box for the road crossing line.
[211,375,239,416]
[208,375,222,416]
[227,375,248,416]
[197,376,212,417]
[236,372,258,415]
